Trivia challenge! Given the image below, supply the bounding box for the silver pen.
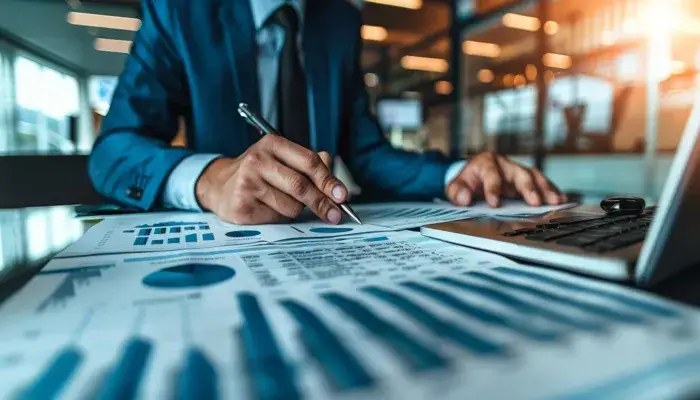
[237,103,363,225]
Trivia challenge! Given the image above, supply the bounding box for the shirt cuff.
[162,154,222,211]
[444,160,467,185]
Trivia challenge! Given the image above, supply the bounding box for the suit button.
[127,186,144,200]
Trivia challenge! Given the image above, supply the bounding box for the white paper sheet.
[2,231,700,400]
[56,212,390,258]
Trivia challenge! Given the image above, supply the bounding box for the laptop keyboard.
[501,208,655,253]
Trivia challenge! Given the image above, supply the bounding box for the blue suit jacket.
[88,0,456,209]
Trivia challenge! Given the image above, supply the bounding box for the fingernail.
[488,195,500,207]
[327,208,341,224]
[560,193,569,202]
[457,190,469,206]
[332,185,346,202]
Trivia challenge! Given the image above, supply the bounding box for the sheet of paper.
[57,212,390,257]
[2,231,700,400]
[465,199,577,217]
[351,202,478,229]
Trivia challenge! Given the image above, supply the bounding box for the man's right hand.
[195,135,348,225]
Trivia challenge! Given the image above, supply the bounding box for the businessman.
[89,0,565,225]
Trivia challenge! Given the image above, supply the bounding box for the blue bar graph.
[402,282,563,342]
[134,237,148,246]
[199,225,210,230]
[170,227,182,234]
[151,240,164,245]
[185,234,197,243]
[202,233,214,241]
[37,265,115,313]
[185,226,196,231]
[20,347,83,399]
[467,272,648,324]
[280,299,375,391]
[138,228,151,236]
[493,267,681,318]
[322,292,449,372]
[238,293,299,400]
[154,228,166,235]
[96,338,152,400]
[179,348,219,400]
[168,238,180,244]
[362,286,508,355]
[434,277,607,333]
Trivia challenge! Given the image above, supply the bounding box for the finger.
[532,169,564,204]
[318,151,332,169]
[446,178,473,206]
[256,182,305,219]
[511,166,541,206]
[264,135,348,203]
[480,165,503,207]
[259,160,342,224]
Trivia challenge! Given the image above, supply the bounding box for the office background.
[0,0,699,269]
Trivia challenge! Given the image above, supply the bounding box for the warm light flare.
[478,69,495,83]
[502,13,541,32]
[462,40,501,58]
[361,25,388,41]
[68,12,141,31]
[94,38,132,54]
[400,56,448,73]
[543,53,572,69]
[435,80,453,95]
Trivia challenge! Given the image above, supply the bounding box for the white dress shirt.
[162,0,465,210]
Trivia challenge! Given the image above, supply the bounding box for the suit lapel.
[220,1,261,146]
[303,0,334,152]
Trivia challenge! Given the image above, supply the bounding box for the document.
[57,212,391,257]
[2,231,699,400]
[352,201,576,230]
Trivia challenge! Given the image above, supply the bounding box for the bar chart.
[125,221,215,247]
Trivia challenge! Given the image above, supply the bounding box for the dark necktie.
[272,4,310,148]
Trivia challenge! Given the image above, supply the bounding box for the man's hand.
[196,135,347,225]
[446,152,566,208]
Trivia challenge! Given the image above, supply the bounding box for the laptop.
[422,89,700,286]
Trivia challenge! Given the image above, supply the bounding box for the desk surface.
[1,205,698,307]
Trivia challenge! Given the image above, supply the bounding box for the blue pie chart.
[142,264,235,289]
[226,230,261,238]
[309,227,354,234]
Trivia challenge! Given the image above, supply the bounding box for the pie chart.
[225,230,262,238]
[142,264,235,289]
[309,227,354,234]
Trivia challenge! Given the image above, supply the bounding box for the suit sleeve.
[88,0,193,210]
[338,25,458,202]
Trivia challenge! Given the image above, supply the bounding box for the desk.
[1,206,700,399]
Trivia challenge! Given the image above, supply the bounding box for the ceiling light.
[364,73,379,87]
[525,64,538,81]
[503,74,515,87]
[514,74,527,87]
[361,25,388,41]
[544,21,559,35]
[601,30,616,46]
[95,38,132,54]
[543,53,572,69]
[502,13,541,32]
[477,69,495,83]
[400,56,449,73]
[68,12,141,31]
[365,0,422,9]
[671,60,687,74]
[462,40,501,58]
[435,80,453,95]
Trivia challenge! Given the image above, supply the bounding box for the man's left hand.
[446,152,567,208]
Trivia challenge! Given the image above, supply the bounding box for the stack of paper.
[2,228,700,399]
